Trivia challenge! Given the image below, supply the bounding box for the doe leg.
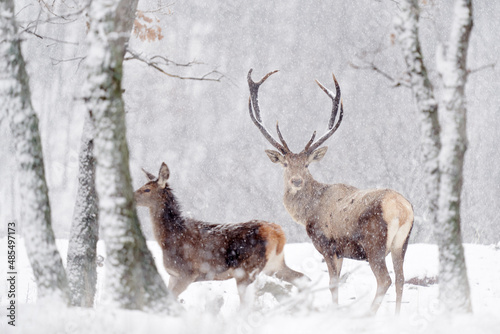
[235,275,256,307]
[274,263,311,288]
[168,275,195,298]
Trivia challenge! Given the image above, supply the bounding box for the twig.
[125,49,224,82]
[19,27,79,45]
[50,56,86,66]
[467,62,496,75]
[350,61,410,88]
[138,2,175,15]
[150,54,202,67]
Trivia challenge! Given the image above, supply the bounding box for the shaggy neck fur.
[150,187,186,242]
[283,178,327,225]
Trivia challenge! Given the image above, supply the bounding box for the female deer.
[134,162,308,304]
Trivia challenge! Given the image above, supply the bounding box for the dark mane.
[159,186,186,232]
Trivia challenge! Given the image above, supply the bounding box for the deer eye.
[144,189,151,193]
[305,164,309,168]
[283,163,288,167]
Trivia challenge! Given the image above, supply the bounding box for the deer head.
[134,162,171,208]
[247,69,343,192]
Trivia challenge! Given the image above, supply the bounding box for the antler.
[303,73,343,153]
[247,69,290,155]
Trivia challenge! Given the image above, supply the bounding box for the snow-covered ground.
[1,238,499,333]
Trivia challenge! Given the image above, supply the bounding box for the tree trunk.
[435,0,473,313]
[66,113,99,307]
[394,0,441,241]
[0,0,68,303]
[84,0,178,313]
[395,0,473,313]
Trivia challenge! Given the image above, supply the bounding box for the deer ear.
[265,150,285,165]
[309,146,328,163]
[142,168,156,181]
[158,163,170,188]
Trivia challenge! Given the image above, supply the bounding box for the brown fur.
[134,163,308,304]
[260,222,286,257]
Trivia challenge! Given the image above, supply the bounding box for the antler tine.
[247,69,279,122]
[276,122,290,152]
[248,98,288,154]
[303,73,343,153]
[306,99,344,153]
[303,131,317,152]
[248,69,290,154]
[315,73,341,130]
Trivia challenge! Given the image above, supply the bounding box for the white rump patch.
[386,218,400,255]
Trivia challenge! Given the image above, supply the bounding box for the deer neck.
[283,177,327,227]
[149,189,185,244]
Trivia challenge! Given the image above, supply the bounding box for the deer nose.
[291,177,303,188]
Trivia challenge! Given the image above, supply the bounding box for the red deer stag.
[134,162,308,305]
[247,69,414,314]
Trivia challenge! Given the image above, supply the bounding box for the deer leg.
[275,264,310,287]
[391,229,411,314]
[325,254,343,305]
[272,254,311,288]
[368,258,392,314]
[391,247,405,314]
[235,275,256,307]
[168,275,196,298]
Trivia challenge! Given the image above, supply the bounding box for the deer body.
[284,181,413,257]
[247,70,414,314]
[135,163,307,303]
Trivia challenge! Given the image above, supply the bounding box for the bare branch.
[18,25,80,45]
[149,54,202,67]
[50,56,86,66]
[125,48,224,82]
[467,62,496,75]
[349,60,410,88]
[137,1,175,15]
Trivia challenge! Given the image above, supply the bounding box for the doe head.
[134,162,171,208]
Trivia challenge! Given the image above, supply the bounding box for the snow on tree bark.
[395,0,473,313]
[83,0,178,312]
[0,0,68,303]
[67,113,99,307]
[435,0,473,313]
[394,0,441,240]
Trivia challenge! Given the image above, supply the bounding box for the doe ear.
[265,150,285,165]
[308,146,328,163]
[157,162,170,188]
[142,168,157,181]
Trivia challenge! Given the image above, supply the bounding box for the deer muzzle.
[291,177,303,188]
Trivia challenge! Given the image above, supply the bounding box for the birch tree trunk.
[435,0,473,313]
[394,0,441,238]
[84,0,177,312]
[395,0,473,313]
[0,0,68,303]
[66,113,99,307]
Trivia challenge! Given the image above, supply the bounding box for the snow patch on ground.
[1,238,499,333]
